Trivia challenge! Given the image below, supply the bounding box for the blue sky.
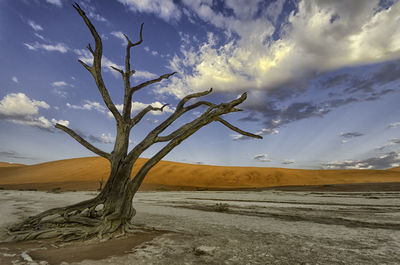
[1,0,400,169]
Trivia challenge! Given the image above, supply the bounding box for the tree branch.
[121,23,144,119]
[215,118,262,139]
[55,123,111,160]
[86,43,94,55]
[176,88,213,110]
[73,2,121,121]
[78,59,92,73]
[125,88,215,162]
[110,66,124,76]
[125,90,252,165]
[124,23,144,48]
[129,91,256,192]
[130,104,169,127]
[129,72,176,96]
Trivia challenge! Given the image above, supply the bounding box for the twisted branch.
[130,103,169,127]
[55,123,111,160]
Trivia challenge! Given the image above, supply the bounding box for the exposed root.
[7,196,142,242]
[9,197,104,233]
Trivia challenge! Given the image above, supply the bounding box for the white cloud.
[117,0,181,22]
[66,100,106,113]
[282,159,295,165]
[46,0,62,7]
[51,81,69,98]
[51,118,69,127]
[23,43,36,50]
[52,88,68,98]
[27,20,43,31]
[0,93,49,117]
[34,33,46,41]
[89,133,115,144]
[388,122,400,129]
[253,154,271,162]
[79,1,108,23]
[111,31,127,45]
[12,76,19,83]
[323,151,400,169]
[161,0,400,98]
[0,93,67,130]
[135,70,158,79]
[24,42,68,53]
[51,81,68,87]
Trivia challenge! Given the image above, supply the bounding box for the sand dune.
[0,157,400,191]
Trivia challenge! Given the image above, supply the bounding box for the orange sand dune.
[0,157,400,191]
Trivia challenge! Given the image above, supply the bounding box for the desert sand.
[1,157,400,191]
[1,158,400,264]
[0,190,399,264]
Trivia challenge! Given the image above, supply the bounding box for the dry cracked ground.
[0,190,399,264]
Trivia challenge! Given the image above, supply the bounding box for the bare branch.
[125,89,215,162]
[73,2,121,121]
[184,100,217,112]
[86,43,94,55]
[176,88,213,110]
[130,104,169,127]
[124,23,144,48]
[78,59,92,73]
[129,72,176,95]
[55,123,111,160]
[128,70,136,77]
[110,66,124,75]
[215,118,262,139]
[129,105,223,193]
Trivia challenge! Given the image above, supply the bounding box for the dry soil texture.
[0,190,399,264]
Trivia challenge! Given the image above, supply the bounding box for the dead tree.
[8,3,262,241]
[98,177,104,191]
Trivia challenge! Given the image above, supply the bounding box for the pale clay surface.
[0,190,399,264]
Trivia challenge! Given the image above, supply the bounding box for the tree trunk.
[98,159,135,233]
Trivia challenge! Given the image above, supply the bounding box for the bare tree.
[98,177,104,192]
[9,3,262,241]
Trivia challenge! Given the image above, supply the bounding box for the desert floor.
[0,190,399,265]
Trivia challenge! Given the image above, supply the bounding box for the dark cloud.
[71,129,114,145]
[345,61,400,94]
[239,60,400,135]
[340,132,364,139]
[322,151,400,169]
[253,154,271,162]
[0,150,30,160]
[243,100,330,130]
[321,73,352,88]
[376,138,400,150]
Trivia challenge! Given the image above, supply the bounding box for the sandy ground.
[0,190,399,264]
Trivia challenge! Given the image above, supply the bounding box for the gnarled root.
[7,197,139,242]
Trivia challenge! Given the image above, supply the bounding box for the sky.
[1,0,400,169]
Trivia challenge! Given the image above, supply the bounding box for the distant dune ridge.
[0,157,400,191]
